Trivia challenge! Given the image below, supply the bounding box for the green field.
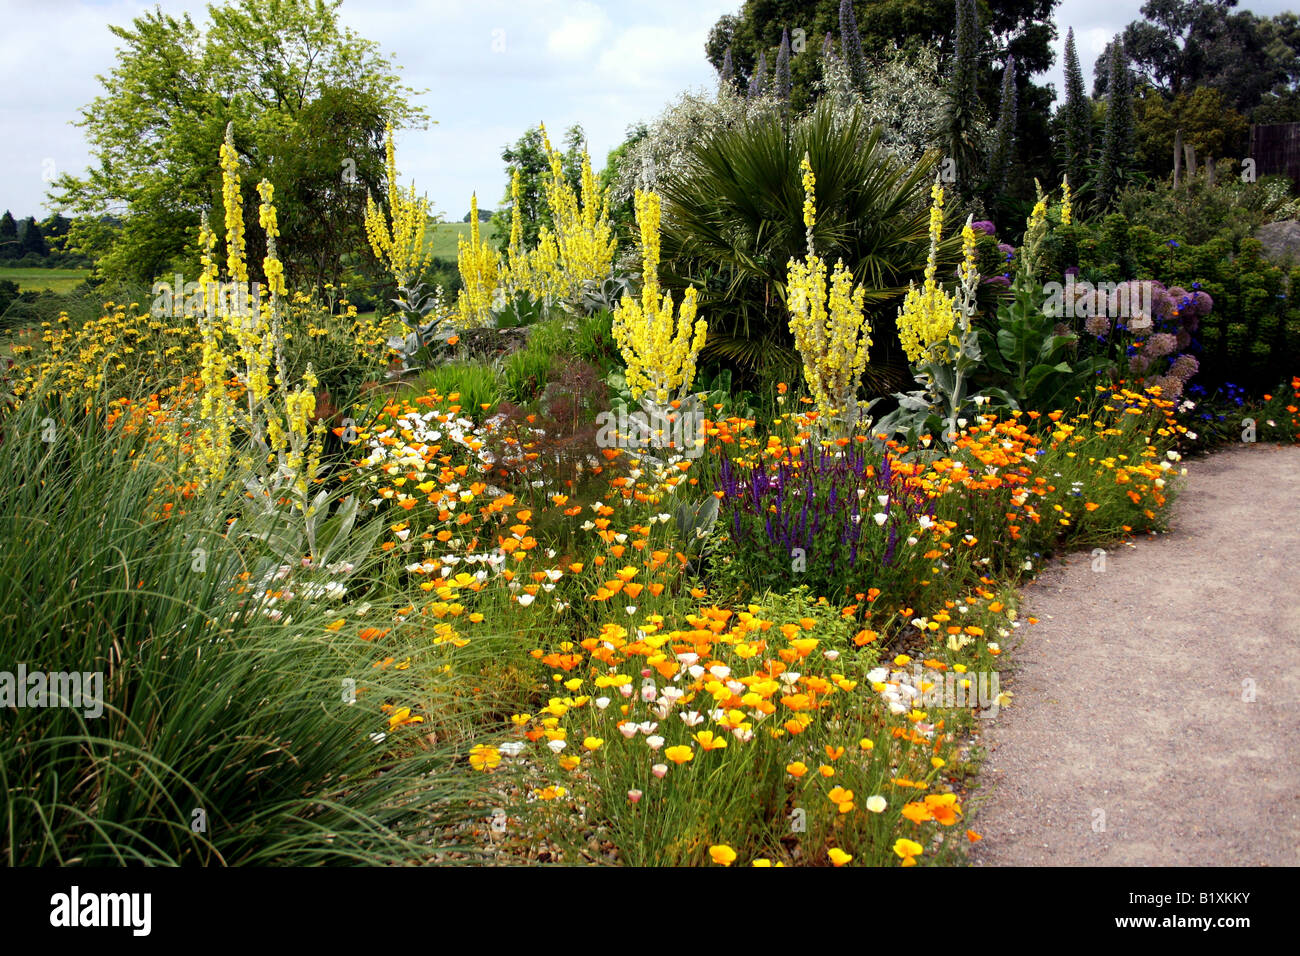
[425,220,498,260]
[0,267,90,294]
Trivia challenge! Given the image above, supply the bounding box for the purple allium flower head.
[1169,353,1199,383]
[1084,314,1110,337]
[1145,332,1178,358]
[971,220,996,236]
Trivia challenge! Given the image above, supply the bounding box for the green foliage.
[49,0,426,287]
[657,98,949,389]
[504,346,553,406]
[1111,173,1297,247]
[419,360,504,411]
[1096,37,1137,208]
[1050,213,1300,391]
[1060,27,1092,199]
[0,387,494,865]
[1134,87,1249,180]
[973,269,1113,411]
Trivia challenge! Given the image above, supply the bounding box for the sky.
[0,0,1296,221]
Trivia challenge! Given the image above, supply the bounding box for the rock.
[1253,220,1300,264]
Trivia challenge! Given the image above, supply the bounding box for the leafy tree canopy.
[49,0,428,288]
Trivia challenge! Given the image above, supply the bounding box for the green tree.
[49,0,426,287]
[19,218,48,258]
[488,123,585,255]
[1134,86,1248,176]
[1060,27,1092,194]
[1097,37,1137,208]
[0,212,17,244]
[1099,0,1280,115]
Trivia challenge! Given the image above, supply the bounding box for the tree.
[988,56,1017,196]
[49,0,426,287]
[1060,27,1092,193]
[1134,86,1248,177]
[0,212,17,244]
[1097,37,1136,208]
[19,218,48,258]
[1098,0,1280,115]
[942,0,984,196]
[489,124,585,255]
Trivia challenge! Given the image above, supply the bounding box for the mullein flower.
[612,188,707,404]
[896,179,957,363]
[363,124,432,290]
[456,191,501,328]
[786,154,872,426]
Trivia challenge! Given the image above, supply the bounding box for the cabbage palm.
[657,99,959,391]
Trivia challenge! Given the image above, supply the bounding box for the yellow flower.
[893,837,924,865]
[665,744,694,765]
[582,736,604,751]
[612,188,707,404]
[363,124,432,290]
[709,844,738,866]
[786,155,871,425]
[468,744,501,771]
[828,848,853,867]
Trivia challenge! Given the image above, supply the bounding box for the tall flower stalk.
[878,180,983,444]
[612,188,707,406]
[194,123,322,506]
[786,154,872,432]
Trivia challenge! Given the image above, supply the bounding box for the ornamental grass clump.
[786,154,872,430]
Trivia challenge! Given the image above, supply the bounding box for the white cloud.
[547,4,611,60]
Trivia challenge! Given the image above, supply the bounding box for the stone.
[1253,220,1300,264]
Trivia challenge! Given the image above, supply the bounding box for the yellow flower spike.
[786,154,871,427]
[456,191,500,327]
[896,177,958,364]
[612,188,708,404]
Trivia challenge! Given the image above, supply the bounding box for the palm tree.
[657,99,958,392]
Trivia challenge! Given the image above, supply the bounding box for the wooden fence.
[1249,123,1300,188]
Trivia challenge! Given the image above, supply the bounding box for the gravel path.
[968,443,1300,866]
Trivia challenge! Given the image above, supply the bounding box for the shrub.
[657,98,951,392]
